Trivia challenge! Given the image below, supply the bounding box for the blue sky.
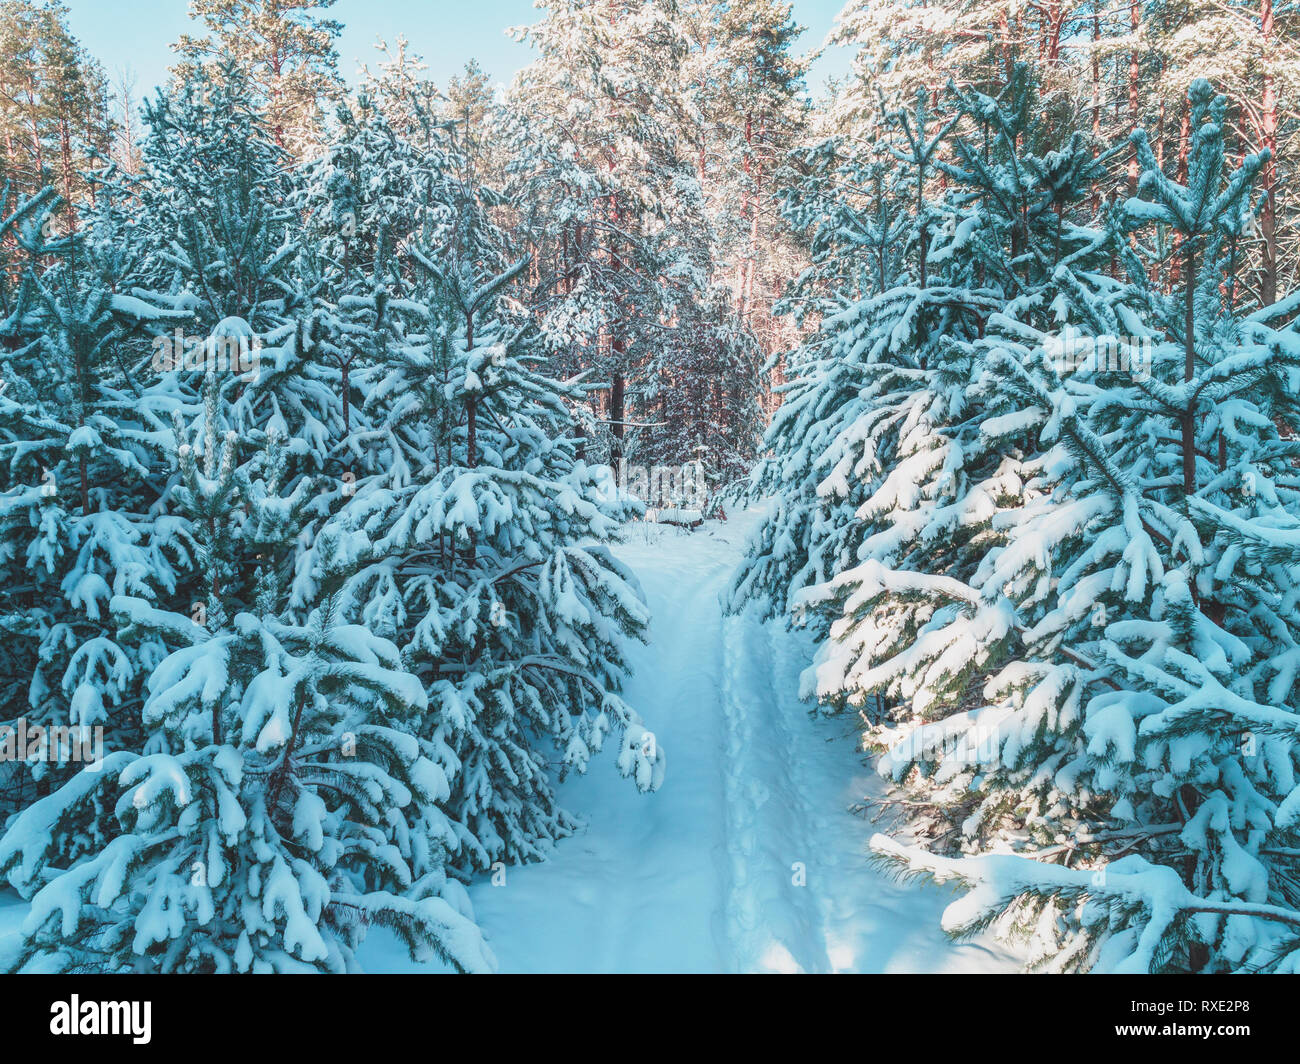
[62,0,855,98]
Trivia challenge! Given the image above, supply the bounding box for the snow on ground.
[0,505,1017,973]
[363,503,1018,973]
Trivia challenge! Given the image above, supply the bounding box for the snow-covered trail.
[366,505,1016,973]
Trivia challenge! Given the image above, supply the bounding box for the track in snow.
[364,505,1016,973]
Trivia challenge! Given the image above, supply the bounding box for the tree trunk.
[1182,245,1197,499]
[1128,0,1141,194]
[465,309,477,470]
[1169,106,1191,288]
[609,369,625,463]
[341,360,351,439]
[1090,14,1101,213]
[1259,0,1279,305]
[58,118,76,234]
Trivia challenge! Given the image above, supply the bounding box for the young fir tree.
[792,70,1122,717]
[135,62,346,481]
[0,64,495,972]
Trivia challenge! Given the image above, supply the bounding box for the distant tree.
[173,0,344,158]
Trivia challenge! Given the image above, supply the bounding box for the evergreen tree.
[316,149,665,870]
[776,77,1300,972]
[0,412,492,972]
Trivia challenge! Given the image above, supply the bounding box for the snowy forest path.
[353,506,1018,973]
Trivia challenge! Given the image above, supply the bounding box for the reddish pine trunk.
[608,183,627,463]
[25,75,43,178]
[1045,1,1064,62]
[1260,0,1279,305]
[998,10,1014,84]
[739,112,753,313]
[740,113,763,323]
[609,369,625,462]
[1128,0,1140,194]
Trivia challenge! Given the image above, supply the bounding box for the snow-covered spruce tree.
[1,60,343,822]
[313,163,664,873]
[0,185,76,764]
[853,81,1300,972]
[0,89,497,970]
[0,399,492,973]
[135,63,294,328]
[0,185,83,811]
[289,92,446,455]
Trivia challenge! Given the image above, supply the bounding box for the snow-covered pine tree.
[0,394,492,973]
[679,0,807,339]
[133,62,344,468]
[290,91,444,469]
[792,69,1122,717]
[309,142,664,871]
[0,62,499,972]
[506,0,709,465]
[729,84,1001,627]
[635,283,765,490]
[330,199,660,868]
[862,80,1300,973]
